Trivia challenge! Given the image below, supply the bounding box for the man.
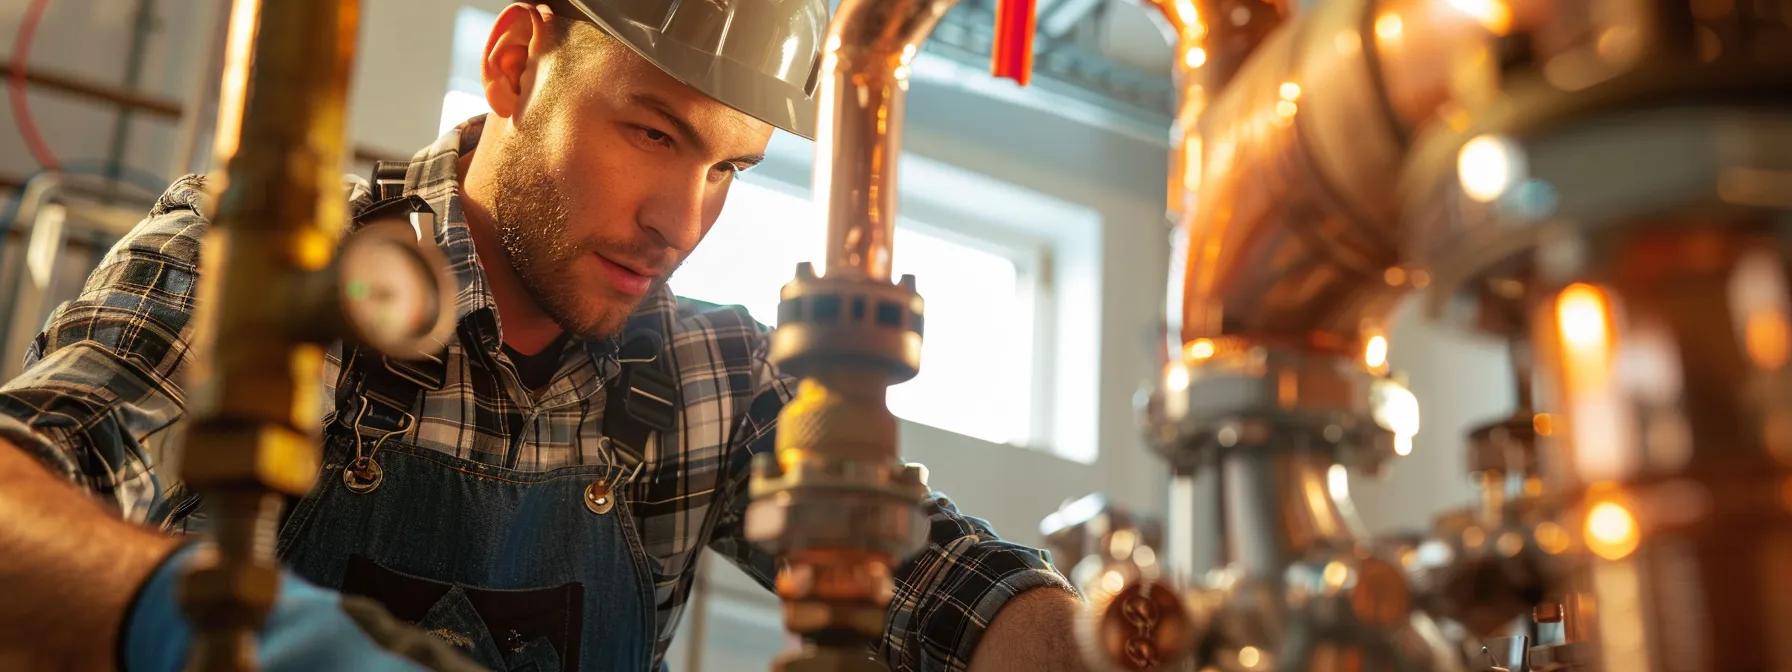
[0,1,1090,671]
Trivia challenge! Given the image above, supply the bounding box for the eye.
[633,125,675,149]
[708,162,744,183]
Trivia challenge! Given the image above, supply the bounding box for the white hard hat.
[555,0,828,139]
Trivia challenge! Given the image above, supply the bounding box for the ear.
[481,3,557,120]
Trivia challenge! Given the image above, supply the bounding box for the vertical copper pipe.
[754,2,965,670]
[1140,0,1204,222]
[815,0,958,281]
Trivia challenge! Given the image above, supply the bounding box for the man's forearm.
[969,586,1093,672]
[0,438,177,670]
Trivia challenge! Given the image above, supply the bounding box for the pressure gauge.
[334,217,455,358]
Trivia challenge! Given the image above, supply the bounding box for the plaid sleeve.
[0,175,210,522]
[708,332,1076,672]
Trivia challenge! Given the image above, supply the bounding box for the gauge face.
[338,227,443,351]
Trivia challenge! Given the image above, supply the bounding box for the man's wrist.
[116,538,198,672]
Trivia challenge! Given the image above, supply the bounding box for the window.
[675,179,1045,447]
[440,8,497,135]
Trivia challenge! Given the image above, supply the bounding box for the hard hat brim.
[558,0,823,140]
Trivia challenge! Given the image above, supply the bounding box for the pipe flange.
[1140,348,1403,473]
[745,454,929,557]
[768,263,925,382]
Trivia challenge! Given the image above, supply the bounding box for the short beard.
[489,97,637,339]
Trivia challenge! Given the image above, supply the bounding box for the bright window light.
[675,180,1041,446]
[438,89,491,136]
[440,8,497,135]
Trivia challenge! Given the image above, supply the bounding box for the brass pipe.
[177,0,360,669]
[815,0,958,282]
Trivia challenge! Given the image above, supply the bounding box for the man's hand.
[968,587,1093,672]
[0,438,178,670]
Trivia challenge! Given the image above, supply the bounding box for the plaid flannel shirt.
[0,119,1073,671]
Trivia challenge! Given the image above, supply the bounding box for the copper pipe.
[1173,0,1523,352]
[1528,229,1792,670]
[814,0,958,281]
[1139,0,1204,223]
[1197,0,1292,91]
[1138,0,1290,226]
[751,1,962,668]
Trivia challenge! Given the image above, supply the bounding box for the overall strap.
[371,160,409,202]
[602,308,678,463]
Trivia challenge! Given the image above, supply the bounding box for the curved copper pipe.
[815,0,958,281]
[1141,0,1291,221]
[1173,0,1529,353]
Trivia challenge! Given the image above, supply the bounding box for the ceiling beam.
[1038,0,1106,39]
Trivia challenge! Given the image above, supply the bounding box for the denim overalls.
[273,189,678,672]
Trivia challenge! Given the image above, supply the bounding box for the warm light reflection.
[1238,645,1264,669]
[1383,266,1407,286]
[1327,464,1350,502]
[1732,251,1792,370]
[1134,544,1157,568]
[1558,283,1612,351]
[1374,12,1404,41]
[1161,0,1204,30]
[1371,379,1420,457]
[1185,46,1208,68]
[1279,81,1302,100]
[1100,569,1126,594]
[1322,561,1350,590]
[1186,338,1217,361]
[1458,134,1526,202]
[1557,283,1635,480]
[1586,500,1641,560]
[1747,311,1789,369]
[1533,412,1554,436]
[213,0,262,162]
[1364,334,1389,371]
[1276,99,1298,120]
[1446,0,1514,34]
[1165,362,1190,394]
[1534,521,1571,555]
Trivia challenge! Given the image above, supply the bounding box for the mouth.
[594,252,656,297]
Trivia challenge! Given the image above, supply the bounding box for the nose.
[637,170,708,253]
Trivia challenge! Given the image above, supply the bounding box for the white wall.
[1,1,1520,668]
[0,0,208,183]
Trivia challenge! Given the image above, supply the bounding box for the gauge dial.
[336,221,452,356]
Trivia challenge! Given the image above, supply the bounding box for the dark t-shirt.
[502,333,570,392]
